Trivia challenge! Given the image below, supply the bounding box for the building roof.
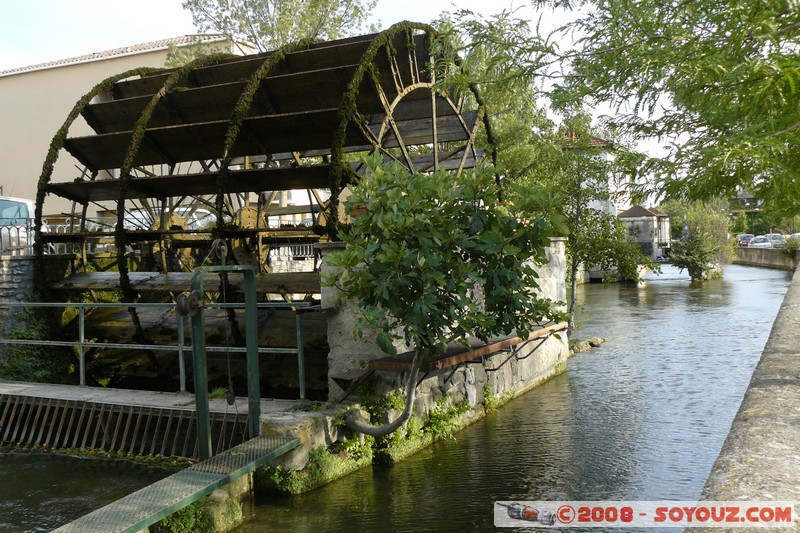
[561,131,613,148]
[0,34,232,78]
[618,205,668,218]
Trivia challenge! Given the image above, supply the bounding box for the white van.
[0,196,37,255]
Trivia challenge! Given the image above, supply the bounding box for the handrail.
[0,300,315,395]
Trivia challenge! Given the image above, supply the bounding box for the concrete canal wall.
[689,263,800,529]
[0,241,570,531]
[733,247,799,271]
[318,238,569,427]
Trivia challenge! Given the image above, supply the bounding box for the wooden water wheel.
[35,22,493,302]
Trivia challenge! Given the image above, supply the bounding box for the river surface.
[236,264,792,532]
[0,264,792,532]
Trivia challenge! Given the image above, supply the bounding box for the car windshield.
[0,199,29,225]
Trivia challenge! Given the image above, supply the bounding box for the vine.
[112,53,233,341]
[328,21,436,239]
[214,38,318,238]
[33,67,161,294]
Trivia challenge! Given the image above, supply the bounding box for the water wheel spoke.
[373,78,416,170]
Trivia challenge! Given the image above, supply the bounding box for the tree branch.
[345,349,422,437]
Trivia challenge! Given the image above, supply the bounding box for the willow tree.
[325,156,563,437]
[433,15,650,331]
[538,0,800,219]
[182,0,377,51]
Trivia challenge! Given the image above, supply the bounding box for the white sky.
[0,0,553,71]
[0,0,665,157]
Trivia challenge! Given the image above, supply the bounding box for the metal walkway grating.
[53,434,300,533]
[0,393,250,458]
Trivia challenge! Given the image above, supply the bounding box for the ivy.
[33,67,161,292]
[213,38,317,237]
[114,53,234,316]
[328,22,435,238]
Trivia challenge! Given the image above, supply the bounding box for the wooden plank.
[368,323,568,373]
[63,105,474,172]
[85,82,247,134]
[41,226,320,244]
[63,109,345,170]
[368,110,478,149]
[47,164,338,203]
[87,65,369,135]
[112,35,377,100]
[50,271,322,294]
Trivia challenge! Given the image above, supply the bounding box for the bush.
[0,308,73,383]
[783,236,800,258]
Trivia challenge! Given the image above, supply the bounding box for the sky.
[0,0,550,71]
[0,1,663,157]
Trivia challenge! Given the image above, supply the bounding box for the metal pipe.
[0,301,314,309]
[187,264,263,457]
[177,316,186,393]
[295,311,305,400]
[187,290,212,461]
[0,338,299,354]
[78,307,85,386]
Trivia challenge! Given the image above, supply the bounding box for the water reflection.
[0,265,790,532]
[0,450,175,532]
[240,265,791,532]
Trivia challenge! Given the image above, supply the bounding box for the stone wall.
[319,237,569,417]
[688,264,800,530]
[0,256,36,342]
[733,247,799,271]
[0,254,72,356]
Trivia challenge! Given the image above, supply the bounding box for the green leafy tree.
[511,116,649,331]
[182,0,377,52]
[325,156,564,436]
[434,17,649,333]
[538,0,800,219]
[660,199,734,280]
[731,212,750,235]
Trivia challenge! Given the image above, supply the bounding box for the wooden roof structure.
[34,23,492,302]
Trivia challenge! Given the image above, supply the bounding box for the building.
[0,35,255,216]
[562,132,631,217]
[618,205,671,260]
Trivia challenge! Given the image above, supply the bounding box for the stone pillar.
[316,242,397,400]
[533,237,567,306]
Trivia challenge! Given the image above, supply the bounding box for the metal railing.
[0,300,314,398]
[0,219,34,255]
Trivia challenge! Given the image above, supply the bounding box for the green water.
[0,264,791,532]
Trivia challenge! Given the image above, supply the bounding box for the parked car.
[736,233,754,247]
[0,196,36,255]
[766,233,786,248]
[749,236,772,248]
[123,207,215,230]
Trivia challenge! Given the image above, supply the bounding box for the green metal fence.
[0,299,314,399]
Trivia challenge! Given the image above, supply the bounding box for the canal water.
[0,264,791,531]
[0,450,175,532]
[236,264,792,532]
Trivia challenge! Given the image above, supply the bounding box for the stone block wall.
[318,238,569,415]
[0,255,72,357]
[0,256,36,342]
[687,266,800,530]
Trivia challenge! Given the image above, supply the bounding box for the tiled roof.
[561,131,613,148]
[0,34,230,77]
[618,205,667,218]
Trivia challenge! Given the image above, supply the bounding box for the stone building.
[618,204,671,260]
[0,35,255,216]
